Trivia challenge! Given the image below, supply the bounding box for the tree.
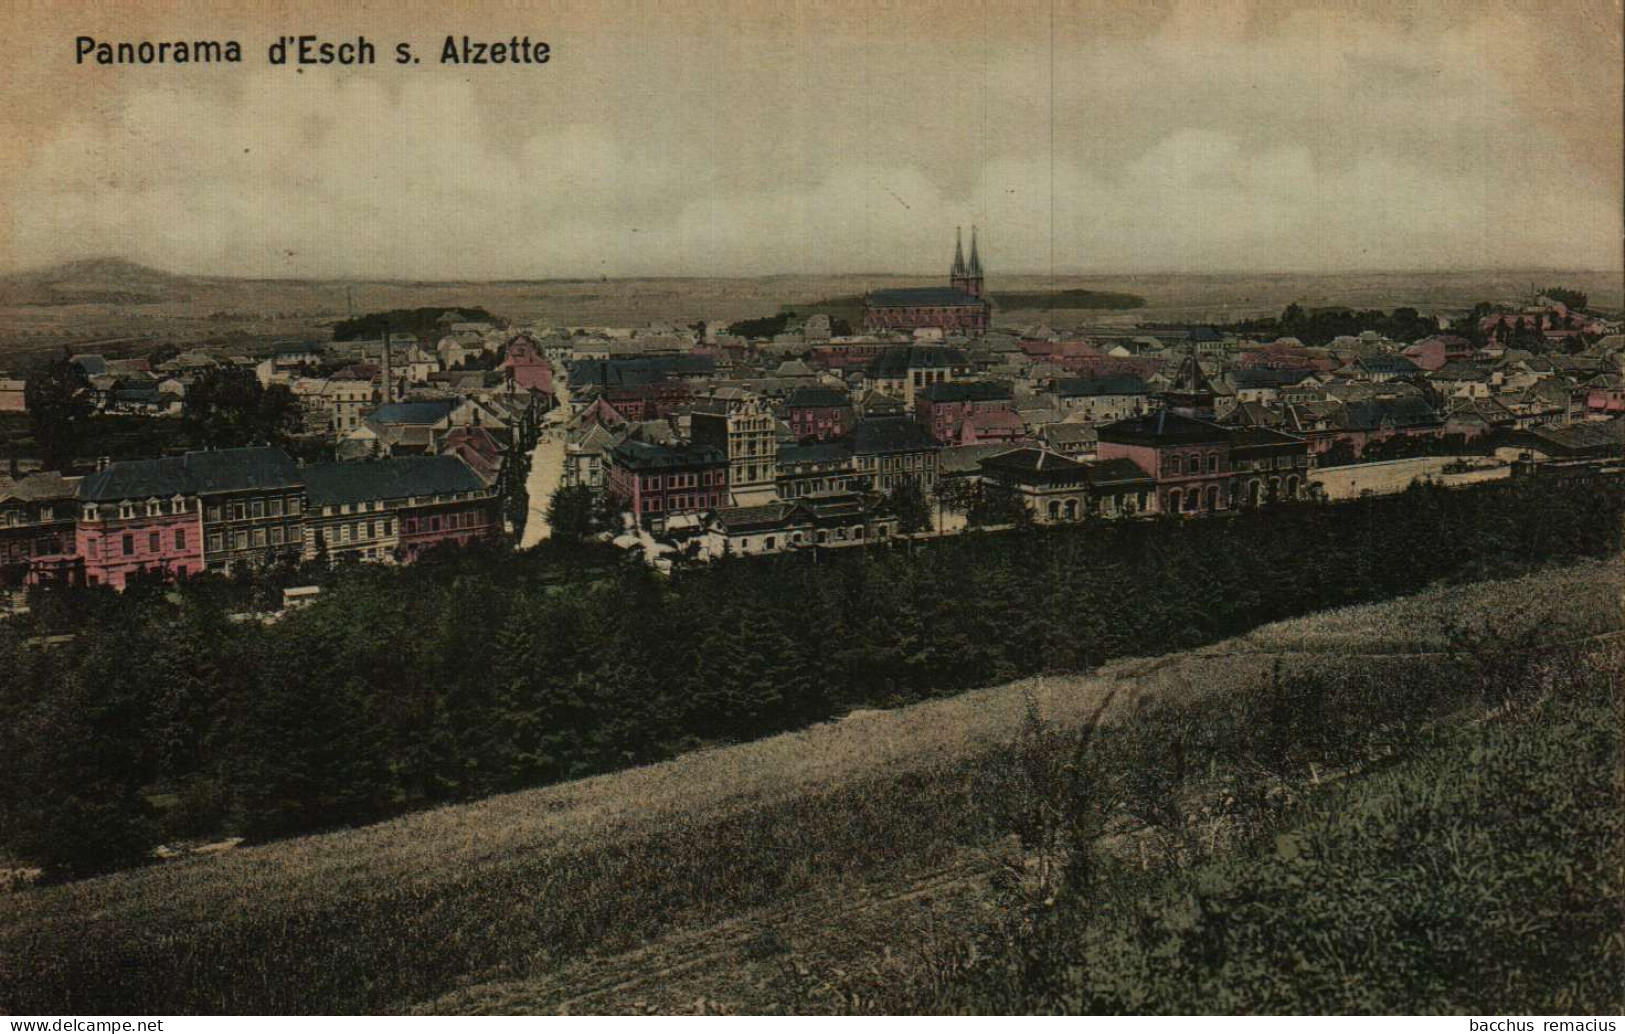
[546,484,597,542]
[183,367,301,449]
[1539,286,1588,312]
[883,478,932,533]
[25,354,93,472]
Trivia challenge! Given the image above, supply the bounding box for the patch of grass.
[853,639,1623,1014]
[0,563,1617,1014]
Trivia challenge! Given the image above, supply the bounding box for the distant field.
[1,264,1619,368]
[2,558,1617,1015]
[1310,456,1510,500]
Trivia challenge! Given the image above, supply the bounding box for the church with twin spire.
[863,226,992,335]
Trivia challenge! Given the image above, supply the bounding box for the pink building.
[74,456,204,589]
[500,335,554,395]
[1096,410,1235,515]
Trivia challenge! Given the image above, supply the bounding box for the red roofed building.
[500,336,554,395]
[954,407,1027,445]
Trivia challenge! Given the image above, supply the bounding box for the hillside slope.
[2,560,1619,1015]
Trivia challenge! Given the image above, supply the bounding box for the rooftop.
[303,456,486,508]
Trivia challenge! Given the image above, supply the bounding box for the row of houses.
[5,447,500,590]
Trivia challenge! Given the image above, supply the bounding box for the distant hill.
[0,258,197,306]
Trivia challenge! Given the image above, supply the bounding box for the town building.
[1227,427,1314,506]
[847,416,940,493]
[784,386,856,442]
[605,439,729,528]
[690,390,779,505]
[72,457,206,589]
[1050,374,1150,423]
[977,448,1091,523]
[863,228,992,335]
[190,447,307,572]
[1097,410,1235,516]
[702,490,897,557]
[302,456,500,564]
[776,440,858,499]
[863,345,972,406]
[0,472,78,586]
[914,381,1015,444]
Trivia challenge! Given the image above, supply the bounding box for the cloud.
[4,0,1618,278]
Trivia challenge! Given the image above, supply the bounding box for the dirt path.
[421,853,1001,1015]
[518,363,572,548]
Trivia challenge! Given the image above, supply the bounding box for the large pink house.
[74,456,205,589]
[1095,410,1235,515]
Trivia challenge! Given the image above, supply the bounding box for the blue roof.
[303,456,485,507]
[610,439,727,471]
[919,380,1013,403]
[370,400,456,425]
[79,447,302,502]
[1054,374,1148,397]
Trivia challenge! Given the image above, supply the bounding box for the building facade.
[690,391,779,505]
[1096,410,1235,516]
[0,472,78,586]
[606,439,729,527]
[189,448,307,572]
[74,457,205,589]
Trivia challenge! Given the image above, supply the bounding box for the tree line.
[1,476,1619,879]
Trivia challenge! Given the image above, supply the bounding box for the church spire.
[952,226,967,277]
[968,224,983,278]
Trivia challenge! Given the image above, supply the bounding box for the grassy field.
[1,558,1619,1015]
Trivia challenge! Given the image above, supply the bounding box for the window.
[271,526,284,546]
[174,529,186,550]
[235,531,249,550]
[1208,454,1218,473]
[149,531,161,553]
[269,498,283,517]
[208,532,223,552]
[252,529,267,548]
[251,499,265,519]
[288,496,301,514]
[381,519,392,537]
[764,536,776,550]
[122,533,135,556]
[1168,456,1181,475]
[288,527,303,543]
[233,503,246,521]
[207,505,222,522]
[119,503,135,519]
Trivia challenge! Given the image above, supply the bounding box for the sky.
[0,0,1620,280]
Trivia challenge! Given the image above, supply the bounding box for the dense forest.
[992,288,1146,310]
[1223,304,1443,346]
[1,477,1620,880]
[331,306,502,343]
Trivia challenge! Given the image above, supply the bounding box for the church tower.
[1160,353,1219,420]
[951,226,984,298]
[950,226,970,295]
